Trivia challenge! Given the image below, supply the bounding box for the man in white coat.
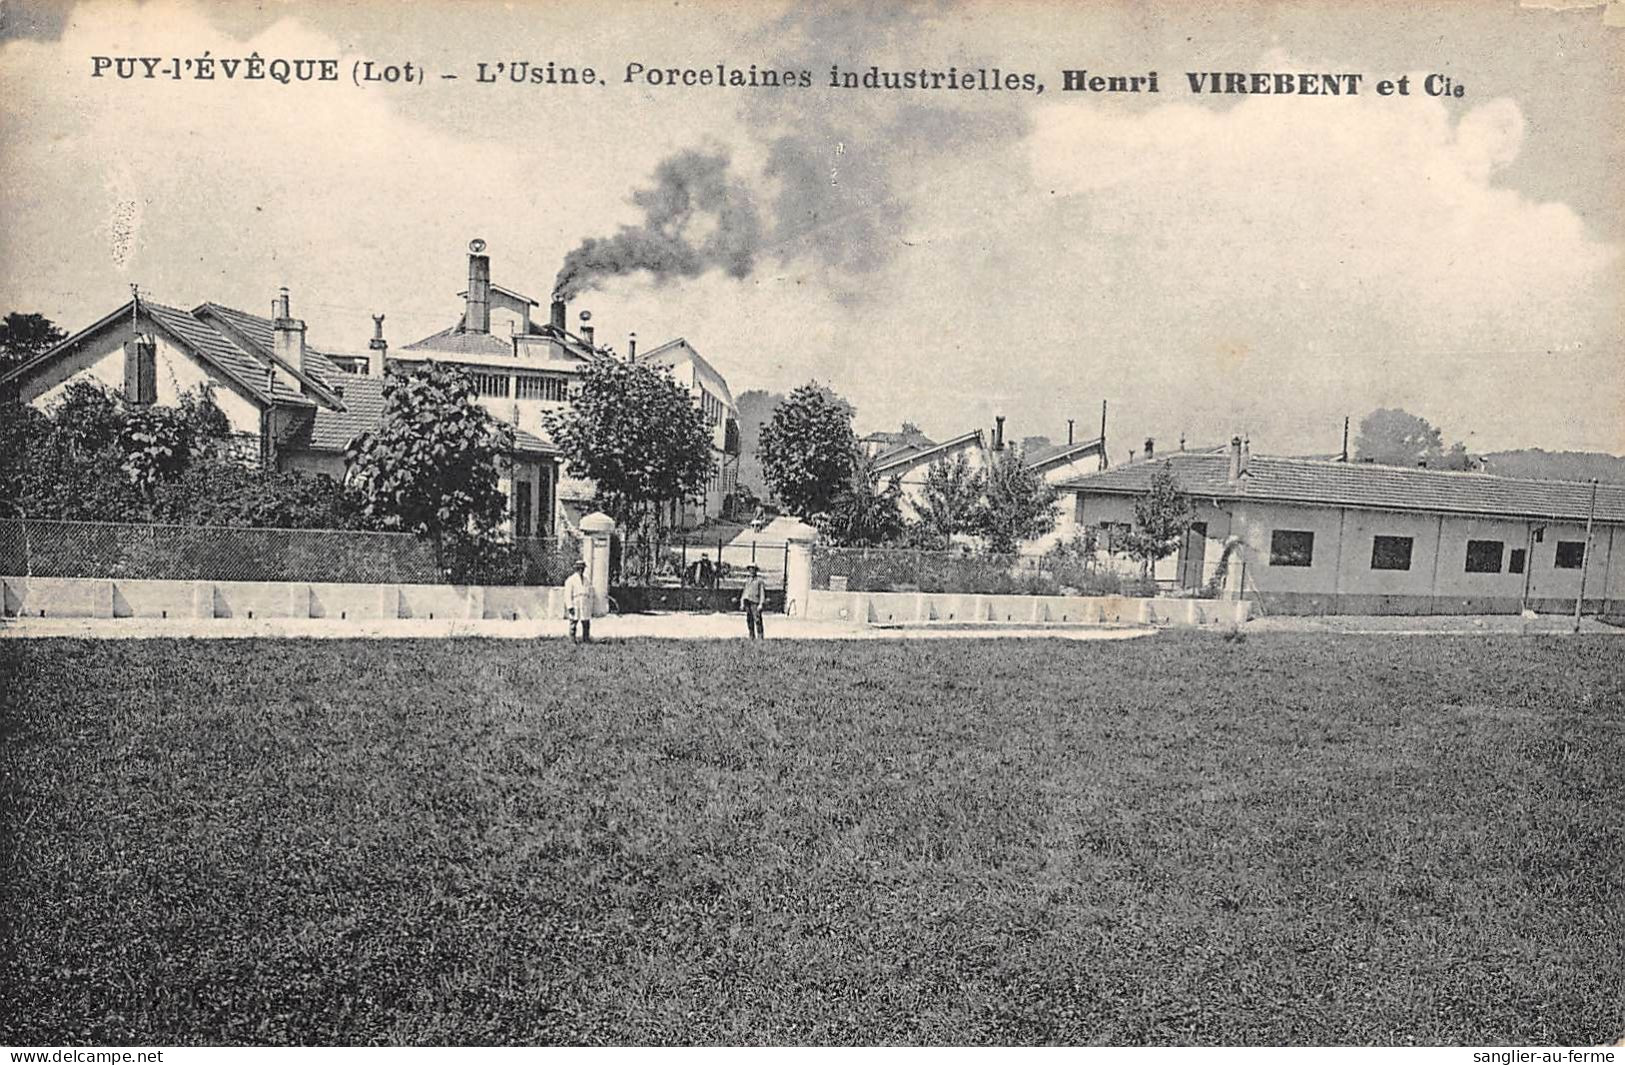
[563,559,593,643]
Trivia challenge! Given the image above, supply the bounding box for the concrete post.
[580,511,615,618]
[785,538,813,617]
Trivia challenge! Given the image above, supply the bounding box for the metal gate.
[610,529,789,613]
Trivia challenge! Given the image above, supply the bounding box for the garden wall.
[2,576,563,621]
[801,589,1250,628]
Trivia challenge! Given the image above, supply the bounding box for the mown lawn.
[2,634,1622,1045]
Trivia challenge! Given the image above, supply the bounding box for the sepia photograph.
[1,0,1622,1051]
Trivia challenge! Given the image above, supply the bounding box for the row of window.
[1268,530,1587,573]
[469,371,573,401]
[699,389,724,427]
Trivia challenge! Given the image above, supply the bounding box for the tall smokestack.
[368,314,387,377]
[464,240,490,334]
[550,297,566,335]
[994,415,1005,451]
[579,311,594,350]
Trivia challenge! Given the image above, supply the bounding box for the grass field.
[2,634,1622,1045]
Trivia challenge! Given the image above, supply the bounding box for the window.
[1269,530,1315,567]
[123,338,156,405]
[1370,535,1413,571]
[514,480,532,539]
[1509,548,1526,574]
[471,371,510,398]
[515,372,569,402]
[1465,540,1504,573]
[1554,541,1586,569]
[1098,522,1132,554]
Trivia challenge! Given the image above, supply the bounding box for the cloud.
[1024,77,1621,449]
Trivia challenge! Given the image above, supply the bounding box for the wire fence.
[810,545,1166,597]
[0,518,581,586]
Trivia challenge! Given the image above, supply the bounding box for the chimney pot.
[628,332,637,359]
[1067,419,1075,446]
[368,314,387,377]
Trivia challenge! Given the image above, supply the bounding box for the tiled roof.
[284,374,555,456]
[192,302,346,392]
[1061,452,1625,524]
[400,324,519,356]
[142,300,314,407]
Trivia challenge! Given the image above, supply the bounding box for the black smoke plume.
[553,149,762,301]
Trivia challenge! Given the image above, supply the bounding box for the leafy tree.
[1354,408,1472,470]
[544,356,713,533]
[976,446,1058,554]
[817,456,906,547]
[1123,461,1195,574]
[913,451,985,549]
[758,383,857,518]
[346,364,514,574]
[0,312,67,373]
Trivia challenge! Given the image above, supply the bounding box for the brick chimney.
[272,287,307,385]
[368,314,388,377]
[1228,435,1243,481]
[464,242,490,334]
[1144,436,1155,461]
[1067,419,1075,446]
[994,415,1005,451]
[550,297,567,335]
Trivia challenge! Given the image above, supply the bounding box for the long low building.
[1059,438,1624,615]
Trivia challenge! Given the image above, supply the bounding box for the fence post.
[681,539,688,587]
[785,538,813,617]
[580,512,615,617]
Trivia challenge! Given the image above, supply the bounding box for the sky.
[1,0,1621,456]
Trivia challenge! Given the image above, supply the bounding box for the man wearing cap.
[739,564,767,640]
[563,559,594,643]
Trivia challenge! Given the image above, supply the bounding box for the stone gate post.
[579,512,615,618]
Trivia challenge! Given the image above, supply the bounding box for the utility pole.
[1573,479,1598,633]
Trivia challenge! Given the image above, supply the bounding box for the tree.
[1123,461,1195,574]
[544,356,713,533]
[913,451,984,549]
[1354,408,1473,471]
[758,383,858,518]
[0,312,67,373]
[346,364,514,574]
[817,456,906,547]
[976,446,1058,553]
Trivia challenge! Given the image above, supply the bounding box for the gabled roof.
[1060,451,1625,525]
[0,297,358,411]
[637,337,733,406]
[281,373,556,457]
[192,302,347,406]
[873,430,986,474]
[459,284,538,307]
[1025,436,1107,473]
[399,324,518,357]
